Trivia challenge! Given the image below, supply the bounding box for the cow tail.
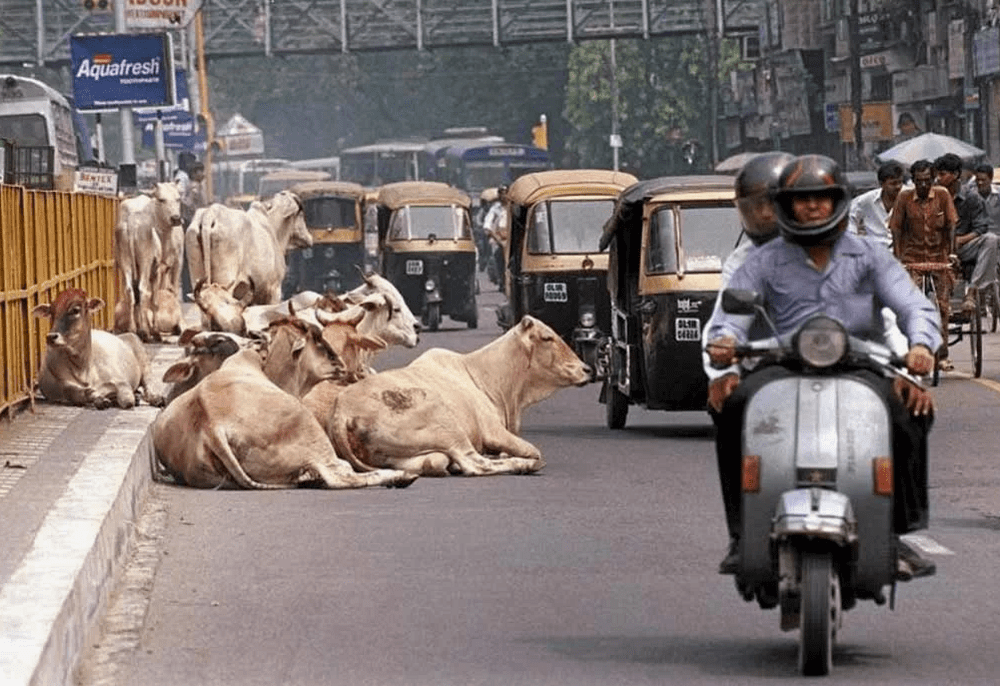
[202,214,213,285]
[206,428,294,490]
[329,404,379,473]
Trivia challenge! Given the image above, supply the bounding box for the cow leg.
[310,460,417,489]
[481,427,543,462]
[446,448,544,476]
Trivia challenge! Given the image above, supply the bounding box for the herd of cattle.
[31,182,593,489]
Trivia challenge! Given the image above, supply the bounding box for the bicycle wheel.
[971,290,983,378]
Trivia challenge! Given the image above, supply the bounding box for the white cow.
[185,191,312,310]
[152,349,417,490]
[114,182,184,342]
[324,316,592,477]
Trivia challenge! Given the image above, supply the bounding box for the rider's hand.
[893,376,935,416]
[905,345,935,376]
[707,373,740,413]
[707,336,738,368]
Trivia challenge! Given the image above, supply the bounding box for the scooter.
[718,289,927,676]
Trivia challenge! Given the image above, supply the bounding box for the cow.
[113,182,184,342]
[152,349,417,490]
[33,288,163,409]
[185,191,312,312]
[323,316,592,477]
[191,283,341,335]
[161,329,260,405]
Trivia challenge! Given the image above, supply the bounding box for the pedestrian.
[847,160,905,249]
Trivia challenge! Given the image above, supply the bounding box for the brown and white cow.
[33,289,163,409]
[113,182,184,342]
[152,349,416,490]
[324,316,592,477]
[161,329,259,405]
[184,191,312,310]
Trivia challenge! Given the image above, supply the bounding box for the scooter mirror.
[721,288,763,315]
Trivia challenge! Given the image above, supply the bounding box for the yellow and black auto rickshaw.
[374,181,477,331]
[497,169,638,372]
[598,175,742,428]
[281,180,372,297]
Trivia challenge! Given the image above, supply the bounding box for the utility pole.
[849,0,864,169]
[113,0,136,169]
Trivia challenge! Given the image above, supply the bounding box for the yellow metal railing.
[0,185,118,417]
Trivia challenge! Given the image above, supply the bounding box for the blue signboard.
[141,112,207,152]
[70,33,174,112]
[135,69,190,124]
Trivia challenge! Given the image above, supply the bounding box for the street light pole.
[114,0,136,168]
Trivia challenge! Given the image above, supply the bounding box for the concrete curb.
[0,408,158,686]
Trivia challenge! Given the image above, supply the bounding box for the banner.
[135,68,190,123]
[141,113,207,152]
[70,33,175,112]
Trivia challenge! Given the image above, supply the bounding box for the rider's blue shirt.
[707,230,943,353]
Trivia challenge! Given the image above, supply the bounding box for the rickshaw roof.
[288,180,367,200]
[506,169,639,206]
[599,175,736,251]
[480,187,499,203]
[376,181,472,209]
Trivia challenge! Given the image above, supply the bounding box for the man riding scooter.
[706,154,940,581]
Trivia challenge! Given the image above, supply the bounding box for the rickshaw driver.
[700,151,792,573]
[706,154,940,581]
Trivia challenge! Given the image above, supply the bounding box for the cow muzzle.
[170,215,183,226]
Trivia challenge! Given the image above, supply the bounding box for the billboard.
[70,33,175,112]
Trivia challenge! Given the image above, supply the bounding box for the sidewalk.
[0,344,182,686]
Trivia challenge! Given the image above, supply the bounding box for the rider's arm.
[701,243,752,380]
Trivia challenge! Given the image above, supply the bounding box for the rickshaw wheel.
[426,303,442,332]
[605,380,629,430]
[467,306,478,329]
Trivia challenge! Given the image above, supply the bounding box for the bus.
[339,139,427,186]
[436,141,553,198]
[212,157,291,207]
[0,74,80,190]
[290,155,340,180]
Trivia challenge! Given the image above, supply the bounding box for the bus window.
[0,113,49,146]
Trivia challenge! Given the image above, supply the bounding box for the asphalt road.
[77,282,1000,685]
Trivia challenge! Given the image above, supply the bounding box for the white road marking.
[901,533,955,555]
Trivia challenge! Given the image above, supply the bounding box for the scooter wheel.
[799,551,839,676]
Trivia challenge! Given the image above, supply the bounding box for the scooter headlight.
[579,311,596,328]
[794,316,848,368]
[424,279,436,292]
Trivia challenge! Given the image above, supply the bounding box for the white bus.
[290,155,340,180]
[0,74,80,190]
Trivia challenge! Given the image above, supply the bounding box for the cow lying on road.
[33,288,163,409]
[323,316,592,477]
[153,349,417,490]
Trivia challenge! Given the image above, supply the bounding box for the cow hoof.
[145,392,166,408]
[387,473,418,489]
[92,398,112,410]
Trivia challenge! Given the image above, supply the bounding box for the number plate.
[675,317,701,341]
[406,259,423,275]
[544,282,568,302]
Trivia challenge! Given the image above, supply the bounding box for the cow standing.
[114,182,184,342]
[152,349,416,490]
[33,289,163,409]
[324,316,592,477]
[185,191,312,311]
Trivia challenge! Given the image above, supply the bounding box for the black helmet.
[734,152,794,245]
[772,154,851,246]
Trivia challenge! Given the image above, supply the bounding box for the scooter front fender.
[773,488,856,544]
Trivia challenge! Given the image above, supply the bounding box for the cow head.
[319,311,387,382]
[267,191,312,251]
[517,315,592,387]
[191,279,253,335]
[148,181,183,227]
[33,289,104,352]
[162,330,251,403]
[343,272,420,347]
[262,317,345,398]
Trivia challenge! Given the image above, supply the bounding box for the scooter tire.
[799,550,838,676]
[604,380,629,430]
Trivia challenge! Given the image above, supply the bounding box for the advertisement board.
[126,0,204,30]
[70,33,175,112]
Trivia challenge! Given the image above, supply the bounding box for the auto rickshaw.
[374,181,477,331]
[281,180,371,297]
[498,169,638,372]
[597,175,742,428]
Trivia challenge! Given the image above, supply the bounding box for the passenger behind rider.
[933,153,1000,316]
[706,154,941,581]
[701,151,792,573]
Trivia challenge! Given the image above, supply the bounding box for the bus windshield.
[528,198,615,254]
[0,113,49,146]
[389,205,470,240]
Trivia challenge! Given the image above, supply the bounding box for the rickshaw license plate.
[406,259,423,275]
[544,283,568,302]
[675,317,701,341]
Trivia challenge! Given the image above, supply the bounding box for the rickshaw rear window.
[304,197,356,229]
[527,198,614,254]
[389,205,470,240]
[647,205,741,274]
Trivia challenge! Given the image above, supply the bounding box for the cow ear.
[163,361,196,384]
[358,334,387,351]
[32,303,52,319]
[291,337,307,356]
[518,315,535,332]
[87,298,106,313]
[178,328,200,345]
[233,280,253,305]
